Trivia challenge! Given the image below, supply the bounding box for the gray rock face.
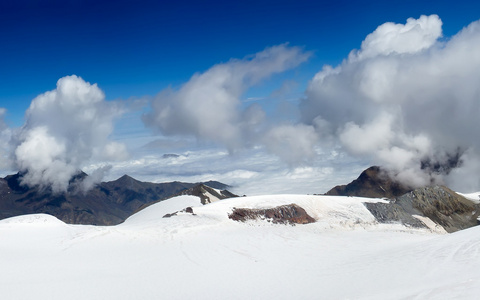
[364,185,480,233]
[363,202,428,229]
[396,186,480,232]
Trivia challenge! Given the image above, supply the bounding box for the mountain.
[325,166,480,232]
[0,172,231,225]
[325,166,411,198]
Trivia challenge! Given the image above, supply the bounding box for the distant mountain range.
[1,165,479,232]
[0,172,234,225]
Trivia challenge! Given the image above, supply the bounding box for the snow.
[457,191,480,204]
[202,189,220,203]
[1,194,480,299]
[412,214,448,234]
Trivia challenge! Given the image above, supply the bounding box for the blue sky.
[1,0,480,194]
[2,0,478,123]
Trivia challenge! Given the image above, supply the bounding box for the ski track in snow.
[1,194,480,299]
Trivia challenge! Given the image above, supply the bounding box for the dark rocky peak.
[115,174,139,185]
[103,174,146,191]
[326,166,411,199]
[4,173,28,192]
[69,171,88,183]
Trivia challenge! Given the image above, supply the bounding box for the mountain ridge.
[0,172,232,225]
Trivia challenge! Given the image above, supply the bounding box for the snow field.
[1,194,479,299]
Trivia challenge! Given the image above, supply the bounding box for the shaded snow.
[1,194,480,299]
[458,191,480,204]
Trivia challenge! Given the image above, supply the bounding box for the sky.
[1,0,480,195]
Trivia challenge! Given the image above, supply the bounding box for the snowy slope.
[1,194,480,299]
[458,191,480,204]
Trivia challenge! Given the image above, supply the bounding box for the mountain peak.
[114,174,141,186]
[325,166,411,199]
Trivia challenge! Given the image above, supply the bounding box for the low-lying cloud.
[301,15,480,191]
[13,75,127,192]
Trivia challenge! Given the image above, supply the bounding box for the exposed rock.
[364,185,480,233]
[162,212,177,218]
[326,166,411,199]
[163,206,195,218]
[395,185,480,233]
[363,202,428,229]
[228,203,315,225]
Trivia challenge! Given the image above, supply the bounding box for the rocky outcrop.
[228,203,315,225]
[364,202,428,229]
[326,166,411,199]
[163,207,195,218]
[365,185,480,232]
[396,185,480,232]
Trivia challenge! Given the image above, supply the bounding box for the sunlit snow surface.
[1,195,480,299]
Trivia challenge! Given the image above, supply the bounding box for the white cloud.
[352,14,442,60]
[76,165,113,193]
[15,126,76,192]
[13,75,126,192]
[302,15,480,191]
[143,44,311,153]
[339,112,394,156]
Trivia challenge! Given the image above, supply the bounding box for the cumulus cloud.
[13,75,127,192]
[353,14,442,60]
[143,44,311,157]
[301,15,480,191]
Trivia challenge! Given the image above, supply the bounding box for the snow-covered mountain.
[2,193,480,299]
